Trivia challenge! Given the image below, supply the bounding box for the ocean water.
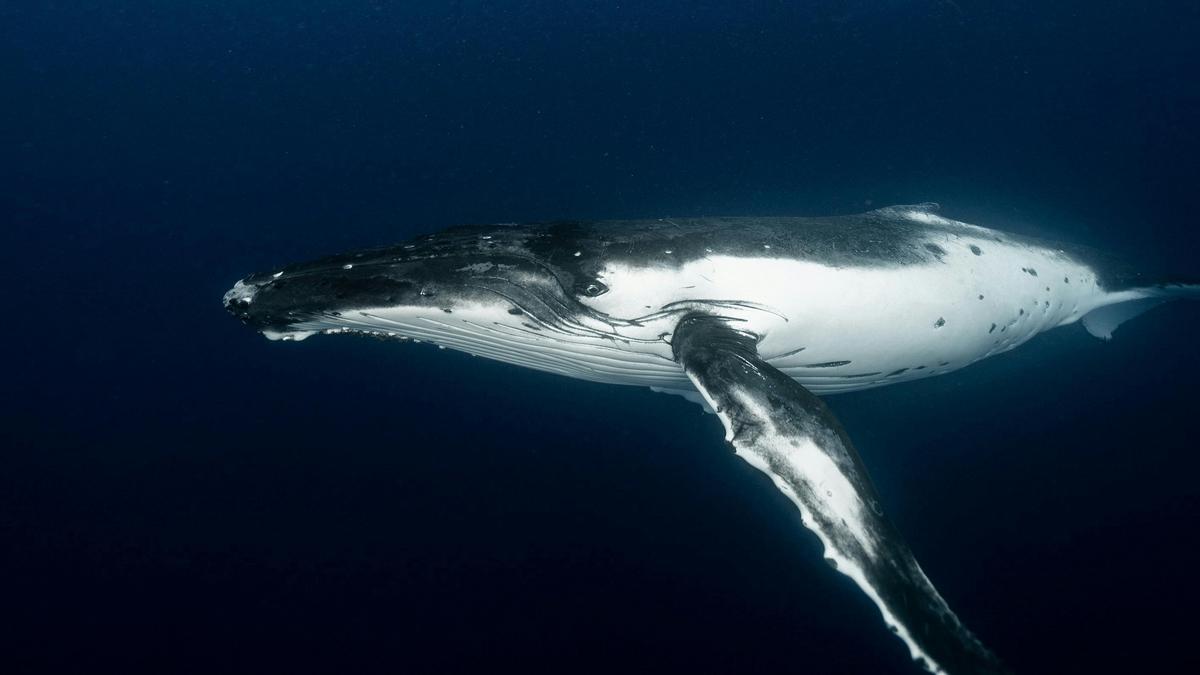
[3,2,1199,674]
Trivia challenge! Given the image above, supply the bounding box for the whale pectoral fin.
[671,315,1007,675]
[649,386,715,413]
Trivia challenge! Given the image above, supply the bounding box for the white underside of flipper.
[672,314,1006,674]
[698,383,952,673]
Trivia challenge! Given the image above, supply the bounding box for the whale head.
[223,223,623,344]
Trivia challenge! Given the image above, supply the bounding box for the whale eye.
[578,280,609,297]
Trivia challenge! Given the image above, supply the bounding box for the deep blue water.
[3,2,1199,674]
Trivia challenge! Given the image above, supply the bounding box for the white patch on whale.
[691,380,948,674]
[583,231,1120,394]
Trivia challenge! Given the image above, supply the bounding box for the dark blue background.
[3,2,1198,673]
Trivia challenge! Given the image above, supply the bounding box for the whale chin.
[260,328,319,342]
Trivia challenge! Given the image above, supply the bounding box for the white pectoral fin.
[671,314,1008,675]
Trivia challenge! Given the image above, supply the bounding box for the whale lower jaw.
[261,328,319,342]
[259,304,692,389]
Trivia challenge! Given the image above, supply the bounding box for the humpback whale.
[224,204,1197,674]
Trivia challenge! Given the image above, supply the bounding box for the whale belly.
[582,226,1111,396]
[754,240,1104,394]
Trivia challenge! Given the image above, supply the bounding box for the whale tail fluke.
[1082,280,1200,340]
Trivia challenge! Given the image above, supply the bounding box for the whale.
[224,203,1197,674]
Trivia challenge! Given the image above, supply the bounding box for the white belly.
[587,228,1113,395]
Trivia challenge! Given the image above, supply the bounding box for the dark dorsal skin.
[310,205,1146,288]
[672,314,1009,675]
[519,207,1156,293]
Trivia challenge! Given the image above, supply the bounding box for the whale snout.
[223,225,571,343]
[223,275,307,338]
[221,241,509,342]
[223,278,261,316]
[223,261,425,339]
[223,276,285,329]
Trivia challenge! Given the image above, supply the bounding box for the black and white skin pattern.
[225,204,1198,674]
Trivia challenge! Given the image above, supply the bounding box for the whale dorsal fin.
[866,202,942,219]
[671,314,1007,675]
[893,201,941,213]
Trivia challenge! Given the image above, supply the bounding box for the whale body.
[225,204,1197,674]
